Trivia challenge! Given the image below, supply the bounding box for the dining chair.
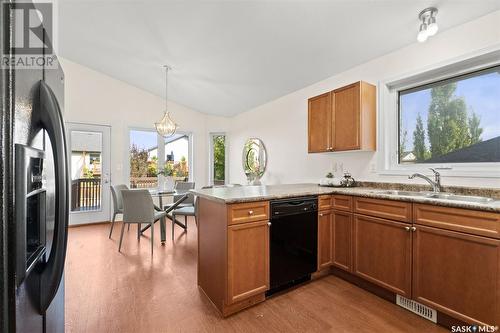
[175,181,195,193]
[171,194,197,240]
[163,182,195,211]
[120,190,166,255]
[170,185,213,240]
[109,184,128,238]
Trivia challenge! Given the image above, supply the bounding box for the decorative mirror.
[242,138,267,184]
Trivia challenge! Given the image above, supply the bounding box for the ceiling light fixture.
[155,65,178,137]
[417,7,438,43]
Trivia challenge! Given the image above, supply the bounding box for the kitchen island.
[192,183,500,326]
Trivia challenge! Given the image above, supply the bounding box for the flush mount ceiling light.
[155,65,178,137]
[417,7,439,43]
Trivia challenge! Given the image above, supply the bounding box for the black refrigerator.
[1,0,69,332]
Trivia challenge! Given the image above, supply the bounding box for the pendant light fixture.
[417,7,438,43]
[155,65,178,137]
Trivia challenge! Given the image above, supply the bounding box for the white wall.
[228,10,500,188]
[60,58,231,189]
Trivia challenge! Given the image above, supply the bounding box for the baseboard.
[68,221,110,228]
[330,267,468,330]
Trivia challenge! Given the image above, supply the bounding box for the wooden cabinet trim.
[354,197,412,223]
[333,81,361,93]
[412,225,500,326]
[318,195,332,211]
[414,204,500,239]
[332,195,352,212]
[227,220,270,305]
[228,201,269,225]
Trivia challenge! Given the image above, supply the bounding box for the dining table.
[140,189,189,244]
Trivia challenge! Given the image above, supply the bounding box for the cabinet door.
[332,210,352,272]
[227,220,270,304]
[333,83,360,151]
[353,215,412,297]
[308,92,332,153]
[413,225,500,326]
[318,210,333,270]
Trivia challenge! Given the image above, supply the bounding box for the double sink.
[369,189,496,204]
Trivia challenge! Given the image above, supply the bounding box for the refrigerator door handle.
[33,80,69,314]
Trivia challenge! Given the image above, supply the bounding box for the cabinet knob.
[267,222,271,227]
[411,226,417,232]
[248,210,254,215]
[319,213,323,217]
[405,226,410,232]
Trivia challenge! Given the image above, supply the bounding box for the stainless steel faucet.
[408,168,441,193]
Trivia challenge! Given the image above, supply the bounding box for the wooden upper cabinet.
[333,81,376,151]
[308,92,332,153]
[307,81,376,153]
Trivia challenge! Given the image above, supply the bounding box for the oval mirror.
[242,138,267,184]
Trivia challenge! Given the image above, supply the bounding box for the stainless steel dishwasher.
[267,197,318,296]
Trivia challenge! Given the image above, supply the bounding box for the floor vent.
[396,295,437,323]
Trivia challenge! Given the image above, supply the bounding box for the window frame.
[378,46,500,178]
[208,132,229,186]
[126,127,194,187]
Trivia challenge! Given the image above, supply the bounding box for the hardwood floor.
[65,219,447,333]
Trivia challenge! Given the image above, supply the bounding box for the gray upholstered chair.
[164,182,195,211]
[120,190,166,255]
[171,194,197,240]
[109,184,128,238]
[175,181,195,193]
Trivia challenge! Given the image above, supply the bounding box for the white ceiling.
[58,1,500,116]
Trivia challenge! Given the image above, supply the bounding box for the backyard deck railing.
[130,177,158,189]
[71,178,101,211]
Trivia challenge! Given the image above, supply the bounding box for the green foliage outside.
[82,165,94,179]
[213,136,225,181]
[413,113,429,161]
[130,144,150,177]
[400,83,484,163]
[163,156,189,178]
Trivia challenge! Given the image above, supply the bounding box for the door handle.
[35,81,69,314]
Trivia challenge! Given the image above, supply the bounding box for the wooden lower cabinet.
[332,210,352,272]
[412,225,500,326]
[317,210,333,270]
[227,220,270,305]
[353,214,412,297]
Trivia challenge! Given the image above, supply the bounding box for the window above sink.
[379,47,500,178]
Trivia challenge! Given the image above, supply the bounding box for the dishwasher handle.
[271,198,318,217]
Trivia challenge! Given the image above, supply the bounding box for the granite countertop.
[191,183,500,213]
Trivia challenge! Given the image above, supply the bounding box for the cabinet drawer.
[228,201,269,225]
[332,195,352,212]
[318,195,332,211]
[414,204,500,239]
[354,197,411,223]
